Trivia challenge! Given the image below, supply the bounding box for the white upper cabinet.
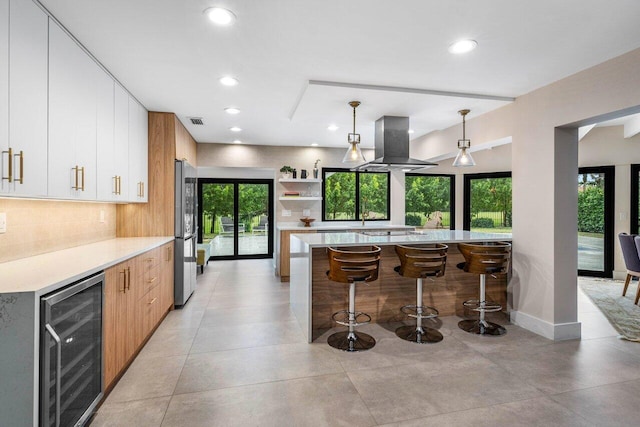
[48,19,97,200]
[96,69,116,201]
[128,96,147,202]
[113,83,130,200]
[0,0,8,190]
[2,0,48,196]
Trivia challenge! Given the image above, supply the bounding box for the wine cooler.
[40,272,104,427]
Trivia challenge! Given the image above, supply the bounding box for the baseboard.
[510,311,581,341]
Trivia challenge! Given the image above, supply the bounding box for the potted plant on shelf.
[280,165,294,179]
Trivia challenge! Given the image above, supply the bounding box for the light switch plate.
[303,209,311,217]
[0,212,6,233]
[282,209,291,217]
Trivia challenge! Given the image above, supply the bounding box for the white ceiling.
[38,0,640,149]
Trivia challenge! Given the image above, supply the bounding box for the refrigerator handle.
[45,323,62,427]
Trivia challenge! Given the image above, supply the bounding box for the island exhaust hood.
[350,116,437,172]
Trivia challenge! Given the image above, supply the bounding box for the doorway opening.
[198,179,274,260]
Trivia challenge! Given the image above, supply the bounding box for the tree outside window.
[323,169,389,221]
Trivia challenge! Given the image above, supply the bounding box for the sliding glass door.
[578,166,614,277]
[631,164,640,235]
[198,179,274,259]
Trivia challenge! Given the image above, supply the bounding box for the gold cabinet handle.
[166,246,172,261]
[148,297,157,305]
[72,165,84,191]
[138,181,145,198]
[113,176,118,194]
[147,276,157,284]
[117,176,121,195]
[126,266,131,291]
[119,270,127,292]
[14,151,23,184]
[2,147,13,183]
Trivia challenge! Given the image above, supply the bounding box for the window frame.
[321,168,391,222]
[404,173,456,229]
[463,171,512,231]
[631,164,640,235]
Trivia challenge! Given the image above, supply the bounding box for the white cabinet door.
[96,69,115,201]
[128,96,147,202]
[114,83,129,200]
[48,19,97,200]
[0,0,8,193]
[5,0,48,197]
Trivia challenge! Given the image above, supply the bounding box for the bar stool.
[326,246,382,352]
[457,242,511,335]
[394,243,448,344]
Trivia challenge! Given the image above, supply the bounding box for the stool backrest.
[327,246,382,283]
[395,244,448,279]
[457,242,511,275]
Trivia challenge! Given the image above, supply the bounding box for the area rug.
[579,277,640,342]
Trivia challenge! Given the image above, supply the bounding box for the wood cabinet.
[278,229,317,282]
[48,19,98,200]
[103,258,136,387]
[103,243,174,389]
[1,0,48,197]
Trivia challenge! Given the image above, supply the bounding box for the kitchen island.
[289,230,512,342]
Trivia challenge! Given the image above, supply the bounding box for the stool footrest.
[400,304,439,319]
[331,310,372,327]
[462,299,502,313]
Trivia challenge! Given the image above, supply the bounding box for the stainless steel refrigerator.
[174,160,197,306]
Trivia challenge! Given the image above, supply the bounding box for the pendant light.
[453,109,476,167]
[342,101,366,164]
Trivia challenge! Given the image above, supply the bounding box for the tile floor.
[91,260,640,426]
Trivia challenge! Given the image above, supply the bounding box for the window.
[463,172,512,232]
[322,168,390,221]
[405,174,455,229]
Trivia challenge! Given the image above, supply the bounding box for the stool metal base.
[327,331,376,352]
[458,319,507,336]
[395,325,443,344]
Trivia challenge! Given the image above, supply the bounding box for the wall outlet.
[282,209,291,217]
[0,212,6,233]
[302,209,311,217]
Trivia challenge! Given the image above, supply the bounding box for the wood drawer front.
[138,285,161,339]
[141,264,160,297]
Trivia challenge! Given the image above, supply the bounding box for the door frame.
[197,178,274,260]
[578,166,615,277]
[631,164,640,235]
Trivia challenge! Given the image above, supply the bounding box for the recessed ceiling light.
[219,76,239,86]
[230,126,242,132]
[327,125,338,131]
[408,129,415,134]
[311,143,318,146]
[233,139,242,144]
[224,107,241,114]
[205,7,236,26]
[448,39,477,54]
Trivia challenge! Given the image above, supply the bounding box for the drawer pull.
[119,270,126,292]
[148,297,157,305]
[147,277,157,284]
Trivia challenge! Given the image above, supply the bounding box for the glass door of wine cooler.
[40,272,104,427]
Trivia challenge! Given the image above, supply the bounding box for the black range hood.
[351,116,437,172]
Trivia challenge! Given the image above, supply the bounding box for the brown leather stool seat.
[394,243,448,343]
[457,241,511,335]
[326,246,381,352]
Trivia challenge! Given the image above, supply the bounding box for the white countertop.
[0,237,173,295]
[277,221,414,231]
[291,230,512,247]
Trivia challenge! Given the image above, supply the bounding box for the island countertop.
[291,229,512,248]
[276,221,414,231]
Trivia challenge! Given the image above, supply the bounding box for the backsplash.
[0,198,116,263]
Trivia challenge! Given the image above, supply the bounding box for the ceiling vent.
[189,117,204,125]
